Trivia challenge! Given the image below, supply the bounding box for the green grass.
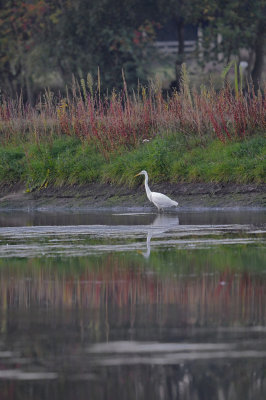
[0,134,265,189]
[103,134,265,185]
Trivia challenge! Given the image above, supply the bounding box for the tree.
[202,0,266,89]
[154,0,265,89]
[48,0,158,90]
[0,0,159,98]
[156,0,205,90]
[0,0,264,98]
[0,0,56,101]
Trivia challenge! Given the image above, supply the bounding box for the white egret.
[135,170,178,211]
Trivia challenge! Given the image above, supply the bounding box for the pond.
[0,209,265,400]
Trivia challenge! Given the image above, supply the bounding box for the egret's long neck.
[144,172,152,201]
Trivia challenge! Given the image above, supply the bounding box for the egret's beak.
[134,173,140,177]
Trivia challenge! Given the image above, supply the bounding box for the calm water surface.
[0,209,265,400]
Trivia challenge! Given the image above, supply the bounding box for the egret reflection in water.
[0,210,265,400]
[139,213,180,258]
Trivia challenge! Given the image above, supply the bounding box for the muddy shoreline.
[0,182,265,210]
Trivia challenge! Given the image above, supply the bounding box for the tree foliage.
[201,0,265,88]
[0,0,159,98]
[0,0,264,99]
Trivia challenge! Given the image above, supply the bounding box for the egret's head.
[134,170,147,177]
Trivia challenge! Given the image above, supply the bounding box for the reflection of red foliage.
[0,261,265,326]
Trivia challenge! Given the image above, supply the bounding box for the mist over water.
[0,210,265,400]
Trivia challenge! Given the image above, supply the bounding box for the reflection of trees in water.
[0,252,266,399]
[0,353,266,400]
[87,362,266,400]
[0,258,265,327]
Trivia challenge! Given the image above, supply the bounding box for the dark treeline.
[0,0,265,101]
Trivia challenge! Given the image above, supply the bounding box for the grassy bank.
[0,74,265,189]
[0,134,265,190]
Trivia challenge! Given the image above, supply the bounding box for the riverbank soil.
[0,183,265,209]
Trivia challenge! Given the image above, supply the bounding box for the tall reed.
[0,73,265,157]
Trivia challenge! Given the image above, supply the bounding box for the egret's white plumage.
[135,170,178,211]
